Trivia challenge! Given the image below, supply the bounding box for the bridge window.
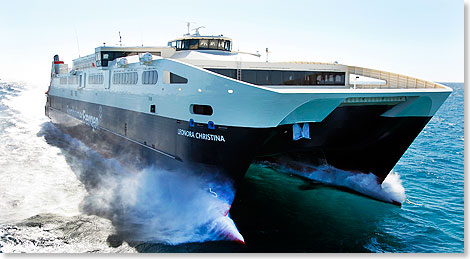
[189,39,199,50]
[209,40,218,49]
[171,39,232,51]
[199,39,209,48]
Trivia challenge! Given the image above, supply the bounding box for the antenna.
[73,24,81,57]
[119,31,122,46]
[185,21,196,35]
[192,26,205,36]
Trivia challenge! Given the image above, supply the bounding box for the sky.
[0,0,464,87]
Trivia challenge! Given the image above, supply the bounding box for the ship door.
[78,74,83,89]
[83,73,86,88]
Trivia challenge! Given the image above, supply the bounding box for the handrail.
[347,66,446,89]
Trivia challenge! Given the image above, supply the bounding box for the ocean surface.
[0,82,464,253]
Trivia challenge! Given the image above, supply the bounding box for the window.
[181,40,189,50]
[100,51,131,67]
[206,68,236,79]
[217,40,225,50]
[207,69,346,86]
[112,72,138,84]
[208,40,218,49]
[88,74,104,84]
[67,76,78,85]
[189,39,199,50]
[224,41,231,51]
[335,74,344,83]
[170,73,188,84]
[143,70,158,84]
[241,70,256,84]
[191,104,213,116]
[199,39,209,48]
[256,70,271,85]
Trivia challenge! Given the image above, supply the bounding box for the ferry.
[45,28,452,202]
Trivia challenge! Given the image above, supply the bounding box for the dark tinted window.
[101,51,130,67]
[170,73,188,84]
[191,104,213,116]
[175,39,232,51]
[189,39,199,50]
[206,68,236,79]
[207,68,345,86]
[241,70,256,84]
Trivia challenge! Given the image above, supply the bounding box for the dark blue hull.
[46,95,432,187]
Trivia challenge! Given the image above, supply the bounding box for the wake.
[260,161,406,205]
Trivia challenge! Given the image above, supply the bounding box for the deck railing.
[347,66,445,89]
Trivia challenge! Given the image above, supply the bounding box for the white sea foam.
[0,85,86,223]
[262,161,406,205]
[78,163,244,244]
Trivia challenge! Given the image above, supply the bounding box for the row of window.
[59,69,344,87]
[59,70,189,86]
[168,39,232,51]
[59,76,79,85]
[88,74,104,84]
[207,69,346,86]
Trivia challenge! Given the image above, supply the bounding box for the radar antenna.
[192,26,205,36]
[265,47,270,62]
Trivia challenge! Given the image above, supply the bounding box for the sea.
[0,82,464,253]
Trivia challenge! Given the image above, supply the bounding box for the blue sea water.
[0,82,464,253]
[229,82,464,253]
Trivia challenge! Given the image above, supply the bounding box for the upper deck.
[59,33,449,91]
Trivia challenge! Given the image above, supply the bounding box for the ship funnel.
[51,55,66,75]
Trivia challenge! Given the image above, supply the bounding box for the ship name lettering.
[177,129,225,142]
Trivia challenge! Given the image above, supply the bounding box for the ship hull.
[47,95,433,189]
